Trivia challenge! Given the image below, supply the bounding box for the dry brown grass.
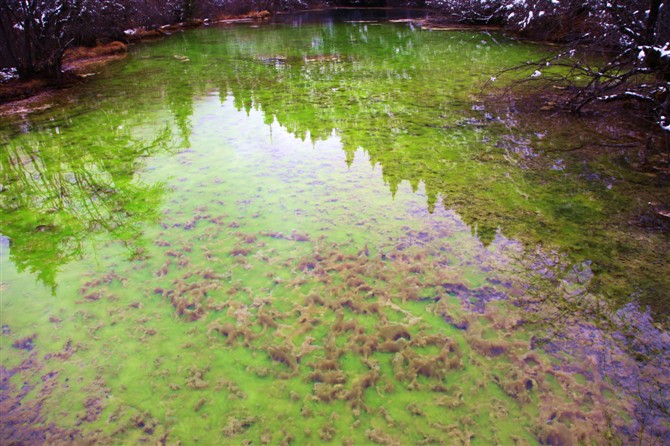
[63,41,128,62]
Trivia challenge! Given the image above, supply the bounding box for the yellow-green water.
[1,9,668,445]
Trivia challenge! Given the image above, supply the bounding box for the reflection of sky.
[147,91,515,264]
[0,234,9,253]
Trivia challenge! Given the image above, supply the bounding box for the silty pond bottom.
[1,9,669,445]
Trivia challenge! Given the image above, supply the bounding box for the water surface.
[1,10,669,445]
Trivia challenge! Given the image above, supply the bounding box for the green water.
[1,10,668,445]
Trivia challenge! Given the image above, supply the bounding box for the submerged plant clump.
[1,206,630,444]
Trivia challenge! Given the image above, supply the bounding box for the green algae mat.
[2,10,669,445]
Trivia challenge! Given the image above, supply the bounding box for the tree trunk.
[644,0,663,44]
[21,16,35,78]
[0,5,19,69]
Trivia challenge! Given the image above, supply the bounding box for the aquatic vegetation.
[1,215,637,443]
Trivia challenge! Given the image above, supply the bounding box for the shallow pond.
[1,9,669,445]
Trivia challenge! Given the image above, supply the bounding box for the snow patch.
[661,116,670,132]
[0,68,18,82]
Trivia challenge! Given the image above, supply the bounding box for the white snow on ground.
[0,68,18,82]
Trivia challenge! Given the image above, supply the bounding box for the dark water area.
[1,9,668,445]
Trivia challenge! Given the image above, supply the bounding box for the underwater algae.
[2,11,669,445]
[1,209,625,444]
